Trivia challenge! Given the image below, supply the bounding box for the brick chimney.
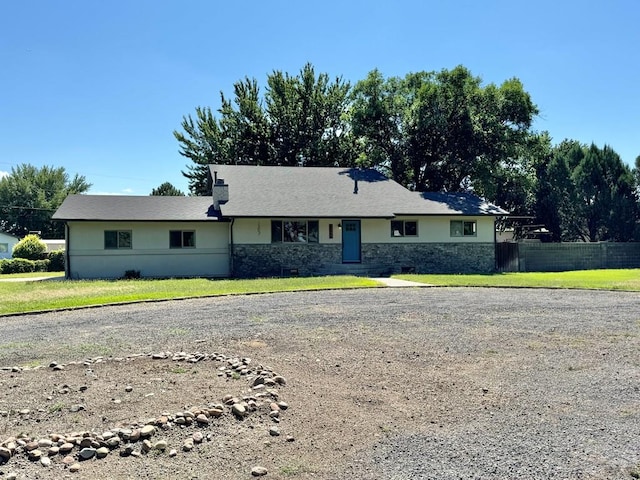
[212,172,228,210]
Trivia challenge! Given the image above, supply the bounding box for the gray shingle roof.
[211,165,508,217]
[400,192,509,215]
[52,167,508,221]
[52,195,218,221]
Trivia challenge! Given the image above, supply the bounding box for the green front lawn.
[2,269,638,316]
[395,269,640,291]
[0,276,380,315]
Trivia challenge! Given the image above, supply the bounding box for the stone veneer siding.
[231,243,495,278]
[361,243,495,274]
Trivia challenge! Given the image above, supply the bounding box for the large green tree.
[0,164,91,238]
[535,141,639,241]
[174,63,355,195]
[349,70,412,184]
[350,66,538,193]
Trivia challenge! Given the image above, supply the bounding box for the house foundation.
[231,243,496,278]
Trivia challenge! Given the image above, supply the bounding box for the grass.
[0,275,379,315]
[48,402,66,413]
[395,269,640,291]
[0,341,34,350]
[170,367,188,374]
[65,343,114,357]
[1,269,638,316]
[279,463,312,476]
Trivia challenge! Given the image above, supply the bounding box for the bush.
[123,269,141,279]
[0,258,36,274]
[34,259,50,272]
[12,234,47,260]
[47,249,65,271]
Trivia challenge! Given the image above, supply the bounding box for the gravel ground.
[0,287,639,479]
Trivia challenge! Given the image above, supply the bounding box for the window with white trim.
[271,220,319,243]
[450,220,477,237]
[170,230,196,248]
[104,230,132,249]
[391,220,418,237]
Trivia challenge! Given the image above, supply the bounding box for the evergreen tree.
[150,182,185,196]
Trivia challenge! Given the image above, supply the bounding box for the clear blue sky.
[1,0,638,195]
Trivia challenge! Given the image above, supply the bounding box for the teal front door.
[342,220,361,263]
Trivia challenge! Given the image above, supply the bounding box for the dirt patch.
[0,288,639,479]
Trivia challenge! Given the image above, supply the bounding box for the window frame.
[391,220,418,237]
[271,220,320,244]
[450,220,477,237]
[169,230,196,249]
[104,230,132,249]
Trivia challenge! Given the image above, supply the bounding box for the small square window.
[105,230,132,249]
[391,220,418,237]
[170,230,196,248]
[450,220,477,237]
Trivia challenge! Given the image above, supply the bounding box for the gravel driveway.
[1,287,639,479]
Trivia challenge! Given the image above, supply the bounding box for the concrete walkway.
[0,276,64,282]
[372,277,432,287]
[0,275,430,287]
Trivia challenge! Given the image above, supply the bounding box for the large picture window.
[391,220,418,237]
[271,220,319,243]
[170,230,196,248]
[450,220,477,237]
[104,230,132,249]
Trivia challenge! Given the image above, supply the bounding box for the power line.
[0,205,56,212]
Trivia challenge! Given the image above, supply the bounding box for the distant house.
[42,239,66,252]
[0,231,20,260]
[52,165,508,279]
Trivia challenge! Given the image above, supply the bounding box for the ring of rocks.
[0,352,290,477]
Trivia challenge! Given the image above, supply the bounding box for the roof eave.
[221,214,396,219]
[57,218,226,222]
[392,212,508,217]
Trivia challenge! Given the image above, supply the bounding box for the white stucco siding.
[0,233,19,259]
[421,216,495,243]
[232,218,270,244]
[320,219,342,244]
[232,217,495,245]
[233,218,343,244]
[66,221,229,279]
[361,216,495,243]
